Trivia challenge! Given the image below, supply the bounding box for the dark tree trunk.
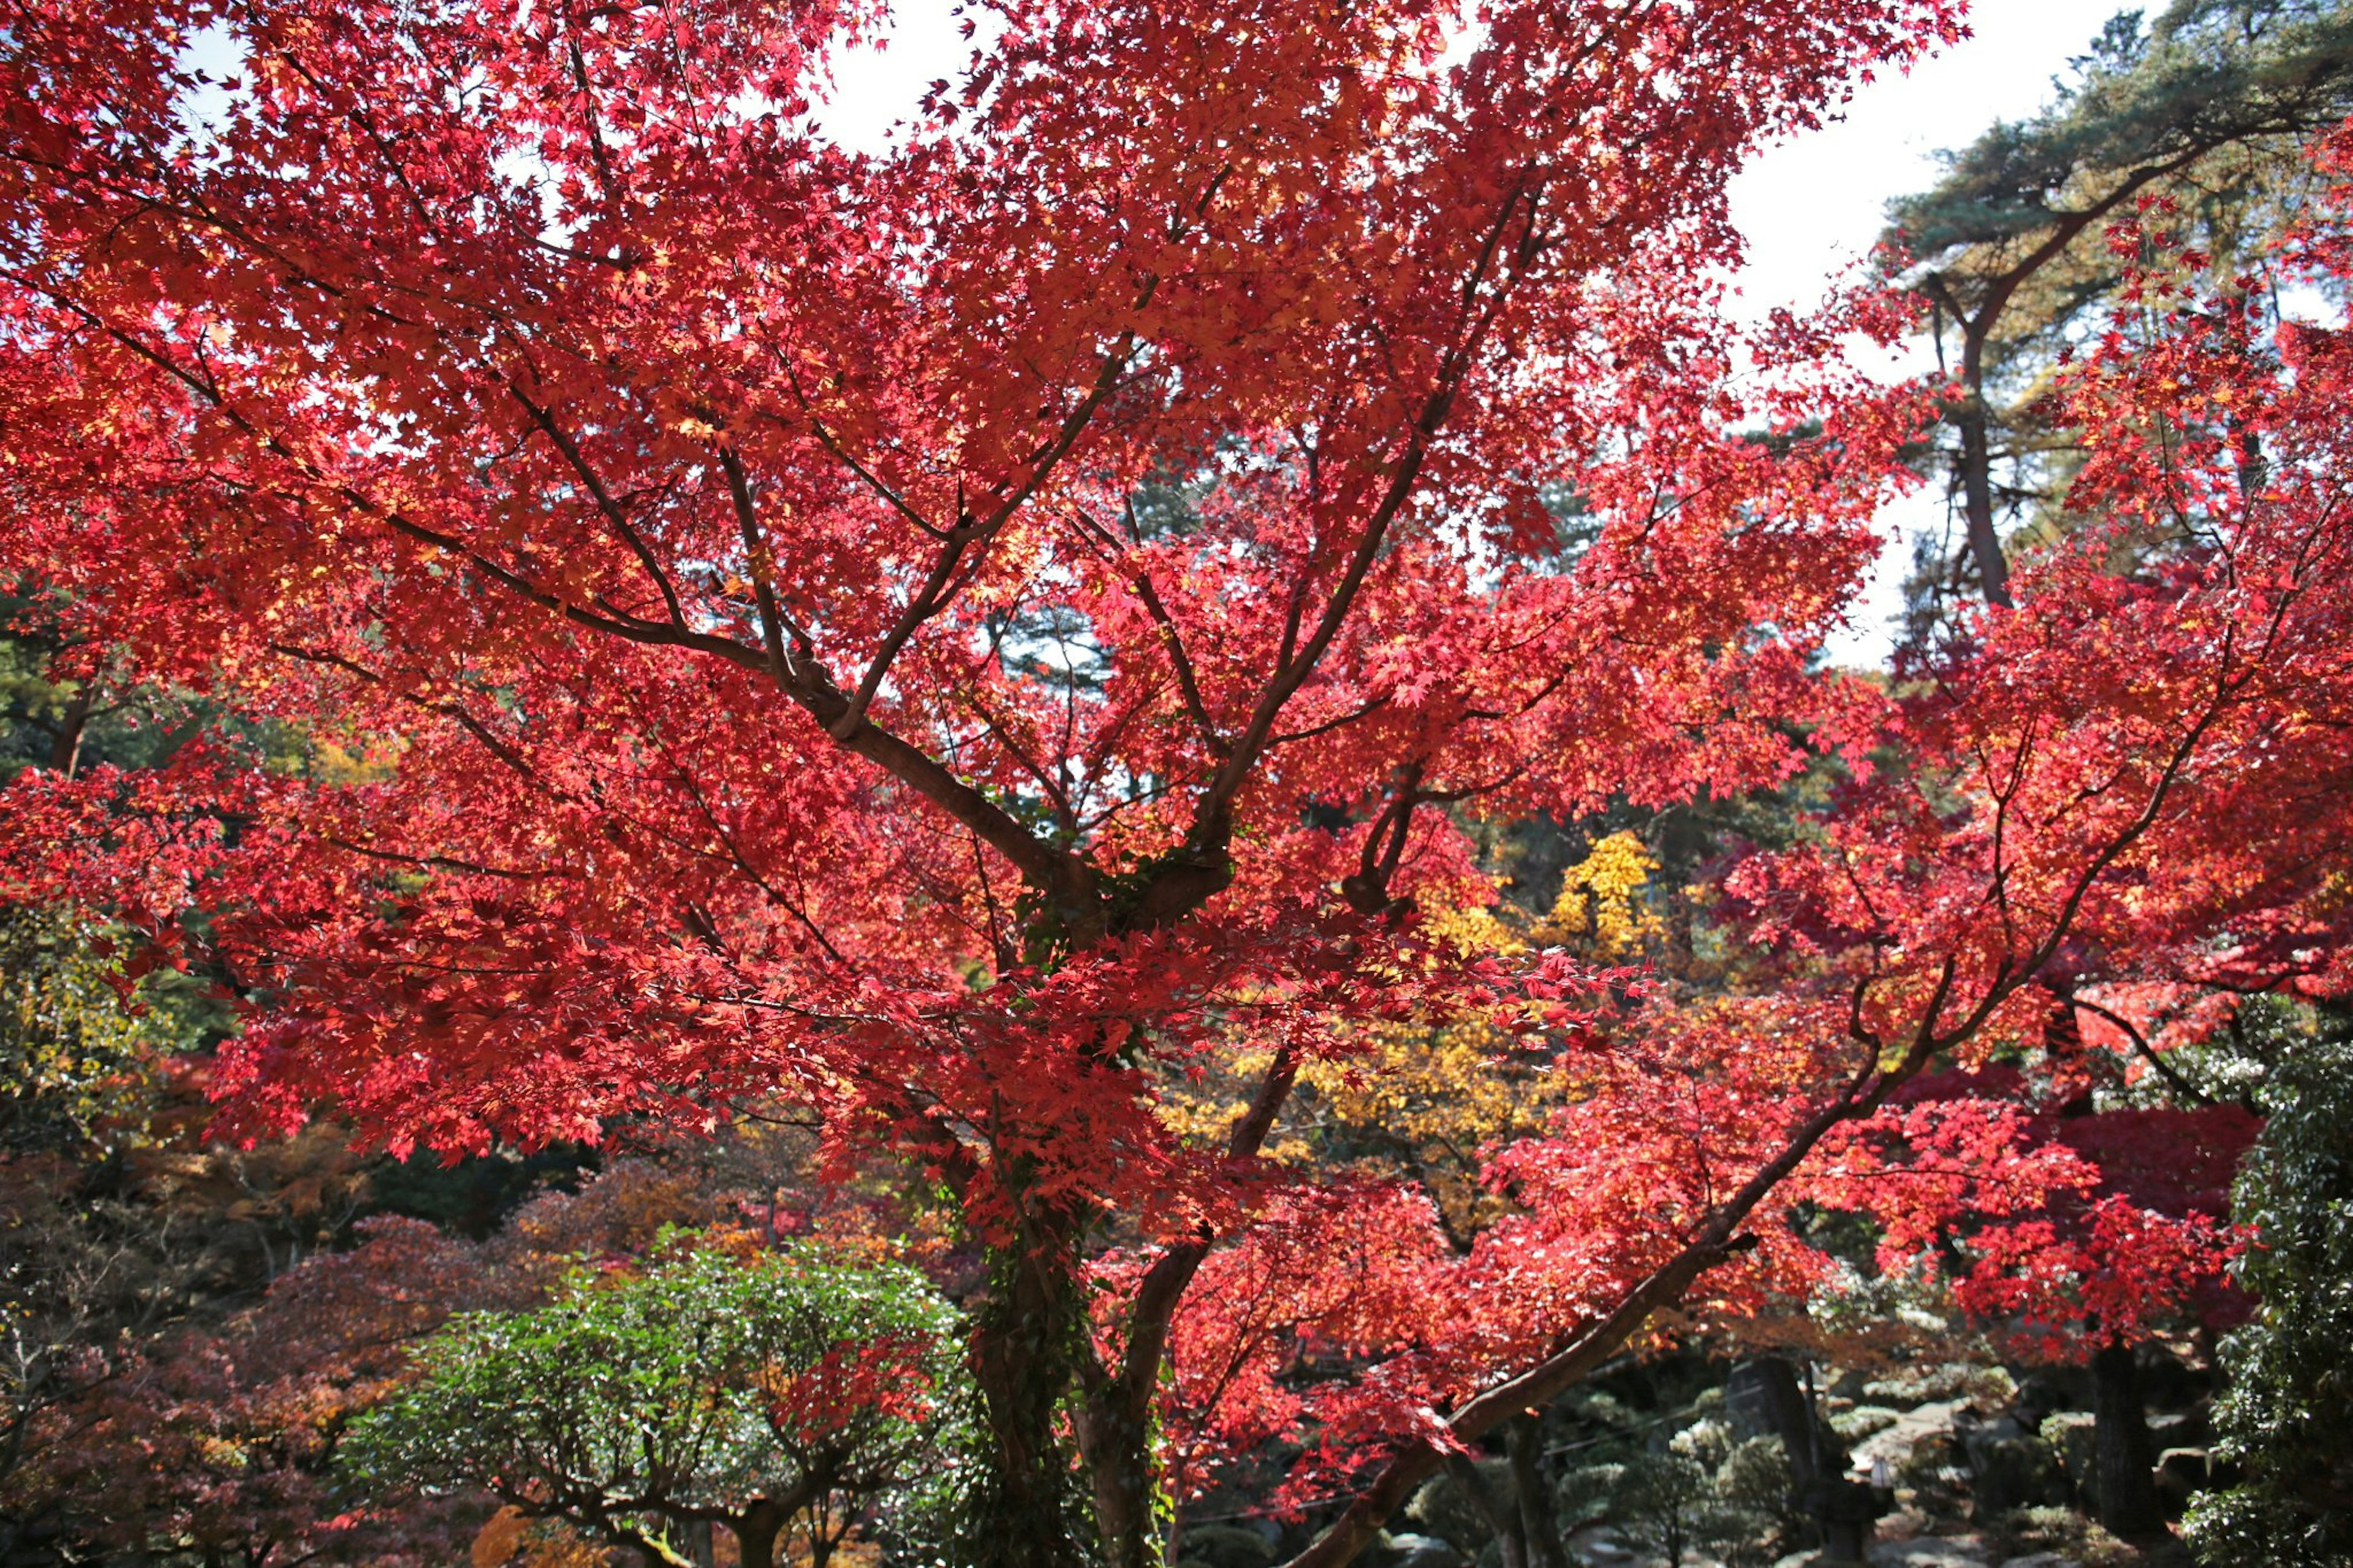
[1441,1449,1527,1568]
[46,682,93,778]
[1072,1042,1303,1568]
[733,1501,786,1568]
[1734,1357,1821,1490]
[969,1227,1094,1568]
[2092,1341,2165,1537]
[1733,1355,1877,1558]
[1953,388,2012,608]
[2231,416,2267,502]
[1509,1414,1569,1568]
[1075,1382,1159,1568]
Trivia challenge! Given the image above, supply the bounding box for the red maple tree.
[8,2,2353,1562]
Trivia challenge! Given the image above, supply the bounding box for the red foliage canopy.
[7,1,2353,1558]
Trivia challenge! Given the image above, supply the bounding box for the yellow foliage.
[1415,830,1662,963]
[1537,830,1663,960]
[1292,1014,1559,1235]
[308,735,400,786]
[0,905,169,1149]
[1158,833,1662,1236]
[1416,896,1526,961]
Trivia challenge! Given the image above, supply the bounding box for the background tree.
[0,903,172,1156]
[347,1238,972,1568]
[2183,1002,2353,1564]
[1801,1067,2256,1535]
[1884,0,2353,612]
[37,1216,498,1568]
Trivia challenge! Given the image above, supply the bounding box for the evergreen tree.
[2184,1004,2353,1565]
[1883,0,2353,618]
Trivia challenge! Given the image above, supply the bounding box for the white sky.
[815,0,2135,664]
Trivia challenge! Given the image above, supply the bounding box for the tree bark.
[1077,1044,1305,1568]
[1509,1414,1569,1568]
[1075,1387,1159,1568]
[1441,1449,1527,1568]
[969,1225,1095,1568]
[1952,374,2012,609]
[1735,1357,1821,1491]
[2092,1341,2165,1538]
[733,1501,786,1568]
[44,681,93,778]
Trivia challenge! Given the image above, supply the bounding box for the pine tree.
[1884,0,2353,616]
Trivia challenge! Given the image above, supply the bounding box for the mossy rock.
[1833,1404,1902,1442]
[1180,1523,1276,1568]
[1966,1434,2069,1520]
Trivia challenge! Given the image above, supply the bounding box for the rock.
[2138,1346,2203,1411]
[1867,1365,2017,1409]
[1180,1524,1277,1568]
[2149,1409,2210,1447]
[1836,1405,1905,1443]
[1866,1540,1995,1567]
[1960,1433,2068,1519]
[2154,1446,2212,1516]
[1854,1400,1968,1478]
[2037,1412,2097,1509]
[1895,1428,1967,1483]
[1995,1555,2082,1568]
[1368,1532,1469,1568]
[2012,1373,2077,1425]
[1566,1524,1635,1564]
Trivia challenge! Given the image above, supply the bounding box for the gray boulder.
[1866,1541,1995,1567]
[2035,1413,2097,1510]
[1180,1524,1276,1568]
[1366,1532,1470,1568]
[1961,1433,2068,1520]
[2153,1445,2213,1516]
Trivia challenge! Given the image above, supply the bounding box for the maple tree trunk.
[969,1225,1096,1567]
[2092,1341,2165,1538]
[1075,1040,1300,1568]
[1075,1385,1161,1568]
[45,681,91,778]
[1509,1414,1569,1568]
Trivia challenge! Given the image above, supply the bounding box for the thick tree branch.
[1109,1042,1305,1425]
